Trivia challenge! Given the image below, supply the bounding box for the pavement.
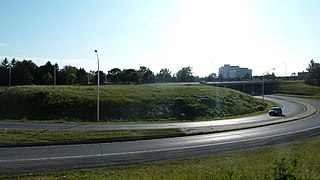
[180,95,319,134]
[0,95,318,146]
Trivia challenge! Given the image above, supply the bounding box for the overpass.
[205,80,279,95]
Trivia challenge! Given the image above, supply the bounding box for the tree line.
[0,58,207,86]
[305,59,320,86]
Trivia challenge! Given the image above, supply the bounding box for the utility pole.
[95,50,100,122]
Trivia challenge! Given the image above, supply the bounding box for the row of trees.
[0,58,204,86]
[0,58,93,86]
[305,59,320,86]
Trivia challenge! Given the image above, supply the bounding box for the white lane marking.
[1,124,320,163]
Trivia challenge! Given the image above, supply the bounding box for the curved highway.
[0,96,307,131]
[0,96,319,174]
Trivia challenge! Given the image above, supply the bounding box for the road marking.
[1,123,320,163]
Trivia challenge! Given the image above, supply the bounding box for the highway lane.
[0,96,319,174]
[0,96,305,130]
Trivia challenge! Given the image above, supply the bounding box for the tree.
[11,61,33,85]
[305,59,320,86]
[156,68,172,82]
[121,69,141,83]
[21,60,37,78]
[176,66,195,82]
[57,70,68,85]
[93,70,107,85]
[259,72,276,80]
[107,68,122,83]
[77,68,88,84]
[0,58,9,69]
[204,73,217,82]
[0,58,10,85]
[42,72,53,85]
[10,58,17,68]
[0,58,35,85]
[139,66,155,83]
[62,65,77,84]
[34,61,54,85]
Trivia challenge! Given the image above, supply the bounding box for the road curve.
[0,95,313,131]
[0,96,319,175]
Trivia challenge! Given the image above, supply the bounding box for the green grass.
[0,128,185,146]
[0,86,8,91]
[15,98,275,124]
[0,99,274,146]
[277,80,320,98]
[4,136,320,179]
[0,85,267,122]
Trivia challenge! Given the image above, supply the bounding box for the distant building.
[219,64,252,79]
[298,71,308,79]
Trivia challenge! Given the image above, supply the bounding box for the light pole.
[95,50,100,122]
[282,63,286,77]
[262,75,265,100]
[53,63,56,86]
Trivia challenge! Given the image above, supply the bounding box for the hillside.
[277,80,320,98]
[0,85,267,122]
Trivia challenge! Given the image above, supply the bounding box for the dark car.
[269,107,282,116]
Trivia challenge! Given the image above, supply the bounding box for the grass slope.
[0,128,184,146]
[0,85,267,122]
[277,80,320,98]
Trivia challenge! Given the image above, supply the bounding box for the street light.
[282,63,286,77]
[262,68,275,100]
[95,50,100,122]
[53,63,56,86]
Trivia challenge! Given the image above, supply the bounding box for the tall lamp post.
[53,63,56,86]
[282,63,286,77]
[95,50,100,122]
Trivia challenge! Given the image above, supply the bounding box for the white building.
[219,64,252,79]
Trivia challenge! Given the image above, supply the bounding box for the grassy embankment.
[0,85,273,146]
[3,136,320,179]
[277,80,320,98]
[1,83,319,178]
[0,85,268,122]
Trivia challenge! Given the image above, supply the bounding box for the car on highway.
[268,107,282,116]
[199,81,207,84]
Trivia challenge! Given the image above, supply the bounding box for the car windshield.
[1,0,320,179]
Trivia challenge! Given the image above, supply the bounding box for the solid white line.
[1,123,320,163]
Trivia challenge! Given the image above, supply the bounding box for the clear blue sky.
[1,0,320,77]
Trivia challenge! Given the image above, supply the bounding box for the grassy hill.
[0,85,267,122]
[277,80,320,98]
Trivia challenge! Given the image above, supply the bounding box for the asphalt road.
[0,96,305,131]
[0,96,319,175]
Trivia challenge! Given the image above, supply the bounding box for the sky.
[1,0,320,77]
